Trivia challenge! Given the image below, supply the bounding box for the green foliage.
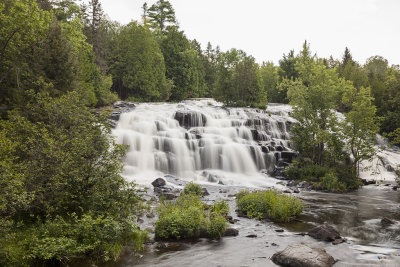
[236,190,303,222]
[183,182,203,196]
[155,194,228,241]
[206,213,227,239]
[1,214,147,266]
[146,0,177,33]
[214,50,267,108]
[387,128,400,147]
[0,92,146,265]
[109,22,170,101]
[210,200,229,217]
[342,86,379,175]
[320,171,346,192]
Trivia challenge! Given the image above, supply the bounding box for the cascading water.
[112,99,296,186]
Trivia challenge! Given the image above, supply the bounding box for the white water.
[112,99,294,187]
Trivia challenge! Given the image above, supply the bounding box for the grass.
[236,190,303,222]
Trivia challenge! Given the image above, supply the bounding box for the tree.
[109,22,170,101]
[160,27,200,100]
[342,86,379,176]
[260,62,281,103]
[147,0,177,33]
[0,0,50,109]
[0,91,146,265]
[286,43,349,166]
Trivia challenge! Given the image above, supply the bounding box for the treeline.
[2,0,400,143]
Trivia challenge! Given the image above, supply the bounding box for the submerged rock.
[271,244,335,267]
[308,225,343,243]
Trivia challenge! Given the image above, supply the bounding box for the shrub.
[320,171,346,192]
[0,92,146,265]
[206,214,228,239]
[155,194,229,240]
[183,182,203,196]
[210,200,229,217]
[155,194,205,240]
[236,190,303,222]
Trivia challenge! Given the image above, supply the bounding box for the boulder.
[202,187,210,196]
[223,228,239,237]
[271,244,335,267]
[381,217,395,226]
[152,178,166,187]
[308,225,342,242]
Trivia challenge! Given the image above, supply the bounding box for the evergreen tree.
[147,0,177,34]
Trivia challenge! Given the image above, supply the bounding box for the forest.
[1,0,400,265]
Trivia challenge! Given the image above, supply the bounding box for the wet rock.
[361,179,376,185]
[271,243,278,246]
[152,178,166,187]
[146,213,155,218]
[224,228,239,237]
[174,110,207,128]
[246,234,257,238]
[381,217,395,226]
[110,111,121,121]
[218,180,225,185]
[227,194,236,198]
[137,218,144,224]
[392,186,398,191]
[308,225,342,242]
[332,238,345,245]
[292,187,300,193]
[202,187,210,196]
[156,242,183,250]
[275,229,284,232]
[271,244,335,267]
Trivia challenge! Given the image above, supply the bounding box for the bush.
[155,194,229,241]
[320,171,346,192]
[236,190,303,222]
[206,214,227,239]
[183,182,203,196]
[0,92,146,265]
[210,200,229,217]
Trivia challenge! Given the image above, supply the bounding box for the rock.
[246,234,257,238]
[227,194,236,198]
[156,242,182,250]
[381,217,395,226]
[146,213,155,218]
[271,243,278,246]
[332,238,345,245]
[174,110,207,128]
[292,187,300,193]
[275,229,284,233]
[271,244,335,267]
[392,186,398,191]
[308,225,342,242]
[152,178,166,187]
[280,151,298,163]
[361,179,376,185]
[110,111,121,121]
[202,187,210,196]
[224,228,239,237]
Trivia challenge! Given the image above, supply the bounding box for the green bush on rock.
[236,190,303,222]
[182,182,204,196]
[155,184,228,241]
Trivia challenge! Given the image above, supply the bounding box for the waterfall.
[112,99,296,186]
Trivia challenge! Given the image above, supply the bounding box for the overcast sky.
[99,0,400,65]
